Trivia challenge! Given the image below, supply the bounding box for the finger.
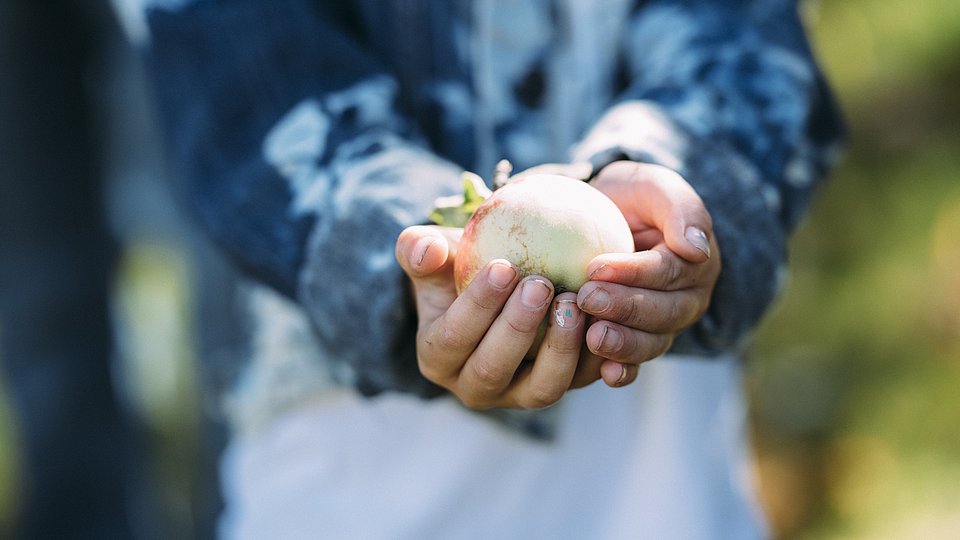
[599,361,640,388]
[593,161,714,263]
[458,276,554,404]
[418,259,519,384]
[632,228,664,252]
[396,225,461,278]
[577,281,706,334]
[396,226,465,325]
[507,293,584,408]
[584,320,674,364]
[570,336,604,389]
[586,248,711,291]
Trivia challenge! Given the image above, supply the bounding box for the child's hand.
[396,225,590,409]
[572,161,721,388]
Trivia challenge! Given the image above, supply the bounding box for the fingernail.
[587,263,608,281]
[616,364,629,386]
[596,324,622,353]
[413,237,436,268]
[553,299,580,328]
[521,278,552,308]
[580,286,611,313]
[488,260,517,289]
[685,227,711,258]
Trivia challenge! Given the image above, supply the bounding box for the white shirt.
[219,289,767,540]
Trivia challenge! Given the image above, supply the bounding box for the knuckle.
[570,354,602,389]
[654,334,675,358]
[619,331,652,363]
[416,351,452,388]
[468,291,503,312]
[523,383,564,409]
[504,313,542,336]
[416,354,443,385]
[470,358,511,392]
[416,335,444,384]
[543,334,580,356]
[621,296,644,328]
[633,333,672,362]
[663,298,686,330]
[665,259,684,289]
[652,249,683,289]
[457,391,492,411]
[438,324,473,352]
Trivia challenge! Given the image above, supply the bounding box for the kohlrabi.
[434,167,634,295]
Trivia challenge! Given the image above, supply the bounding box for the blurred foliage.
[749,0,960,538]
[0,366,18,533]
[112,241,206,535]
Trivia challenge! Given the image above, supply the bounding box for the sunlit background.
[748,0,960,537]
[1,0,958,538]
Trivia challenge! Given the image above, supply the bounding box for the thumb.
[395,225,462,322]
[594,161,714,264]
[396,225,456,278]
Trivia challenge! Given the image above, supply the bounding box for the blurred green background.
[747,0,960,537]
[0,0,958,538]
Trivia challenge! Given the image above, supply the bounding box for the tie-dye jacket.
[143,0,843,426]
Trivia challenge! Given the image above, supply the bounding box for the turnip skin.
[454,174,635,295]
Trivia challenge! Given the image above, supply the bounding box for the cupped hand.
[572,161,721,388]
[396,225,591,409]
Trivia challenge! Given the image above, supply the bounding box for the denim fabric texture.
[143,0,843,435]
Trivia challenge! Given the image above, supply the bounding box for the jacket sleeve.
[144,1,461,396]
[571,0,844,355]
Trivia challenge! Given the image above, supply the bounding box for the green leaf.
[429,173,490,228]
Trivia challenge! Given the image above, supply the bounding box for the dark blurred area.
[0,1,226,538]
[0,1,139,537]
[0,0,958,539]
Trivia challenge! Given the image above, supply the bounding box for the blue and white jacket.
[140,0,843,433]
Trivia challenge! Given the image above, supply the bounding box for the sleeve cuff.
[295,140,463,396]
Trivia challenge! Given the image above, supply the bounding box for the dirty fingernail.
[521,278,552,308]
[413,237,436,268]
[685,226,711,258]
[588,263,609,281]
[596,324,622,353]
[580,287,611,313]
[488,260,517,289]
[553,299,580,328]
[616,364,629,386]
